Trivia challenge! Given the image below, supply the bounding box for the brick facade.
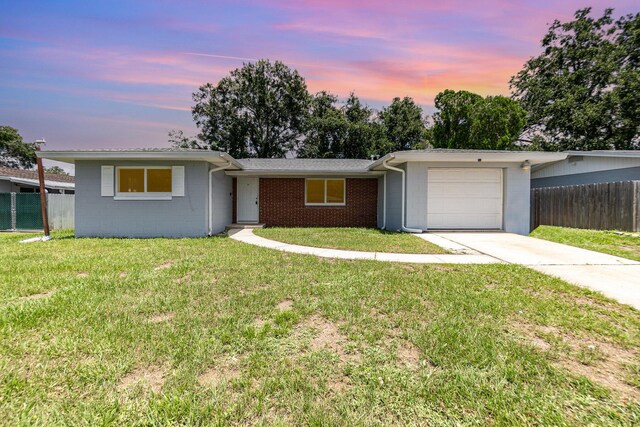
[257,177,378,227]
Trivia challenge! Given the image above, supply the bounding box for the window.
[116,167,172,200]
[305,178,345,206]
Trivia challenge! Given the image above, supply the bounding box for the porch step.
[225,223,266,230]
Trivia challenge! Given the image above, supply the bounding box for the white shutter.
[172,166,185,196]
[101,166,114,196]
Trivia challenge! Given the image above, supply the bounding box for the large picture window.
[116,167,172,199]
[305,178,345,206]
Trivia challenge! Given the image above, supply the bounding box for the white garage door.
[427,168,503,229]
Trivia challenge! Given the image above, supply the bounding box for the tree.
[0,126,36,169]
[340,93,388,159]
[168,129,200,149]
[379,97,427,151]
[44,166,68,175]
[297,91,348,158]
[431,90,526,150]
[510,8,640,150]
[469,96,526,150]
[432,90,483,149]
[190,60,311,158]
[297,92,389,159]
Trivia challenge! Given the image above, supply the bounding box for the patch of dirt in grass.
[176,274,191,284]
[198,359,240,387]
[76,272,88,278]
[298,315,360,363]
[397,340,421,369]
[118,272,127,278]
[119,365,165,393]
[277,299,293,311]
[514,322,639,401]
[253,317,267,328]
[154,262,172,271]
[20,290,55,301]
[148,313,175,323]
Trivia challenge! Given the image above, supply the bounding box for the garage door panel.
[428,182,502,197]
[427,168,502,230]
[428,198,502,214]
[428,213,502,229]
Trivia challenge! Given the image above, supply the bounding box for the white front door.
[427,168,503,230]
[237,177,259,223]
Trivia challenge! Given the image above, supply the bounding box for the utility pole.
[35,139,50,238]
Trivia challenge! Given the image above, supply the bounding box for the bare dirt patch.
[148,313,175,323]
[198,359,240,387]
[20,290,55,301]
[277,299,293,311]
[176,274,191,284]
[118,272,127,278]
[253,317,267,328]
[76,272,89,278]
[298,315,360,363]
[397,340,421,369]
[514,322,639,401]
[119,365,165,393]
[154,263,172,271]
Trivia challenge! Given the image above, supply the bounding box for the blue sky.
[1,0,637,153]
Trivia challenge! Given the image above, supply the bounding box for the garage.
[427,168,503,229]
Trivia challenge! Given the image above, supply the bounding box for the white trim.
[304,178,346,206]
[115,166,173,200]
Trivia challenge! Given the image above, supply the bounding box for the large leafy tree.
[297,91,348,158]
[432,90,483,149]
[379,97,427,151]
[298,92,389,159]
[341,93,389,159]
[510,8,640,150]
[0,126,36,169]
[469,96,526,150]
[185,60,311,158]
[432,90,526,149]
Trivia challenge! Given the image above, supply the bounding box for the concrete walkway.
[433,232,640,309]
[227,229,501,264]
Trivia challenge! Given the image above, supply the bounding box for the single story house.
[0,166,75,194]
[532,151,640,188]
[38,148,566,238]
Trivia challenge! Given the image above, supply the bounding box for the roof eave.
[37,150,243,169]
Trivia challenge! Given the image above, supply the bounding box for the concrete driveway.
[432,232,640,310]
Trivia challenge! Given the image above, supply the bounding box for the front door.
[237,177,259,223]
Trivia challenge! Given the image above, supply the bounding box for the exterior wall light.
[521,160,531,171]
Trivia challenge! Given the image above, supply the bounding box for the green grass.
[531,225,640,261]
[254,227,448,254]
[1,231,639,425]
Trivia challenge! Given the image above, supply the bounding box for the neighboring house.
[531,151,640,188]
[0,166,75,194]
[37,148,566,238]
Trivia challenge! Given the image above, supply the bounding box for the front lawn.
[254,227,448,254]
[1,231,639,425]
[531,225,640,262]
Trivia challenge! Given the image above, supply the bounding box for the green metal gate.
[0,193,11,230]
[15,193,43,230]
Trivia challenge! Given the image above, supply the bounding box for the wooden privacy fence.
[531,181,640,232]
[0,193,74,231]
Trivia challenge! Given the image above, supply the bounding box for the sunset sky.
[1,0,637,153]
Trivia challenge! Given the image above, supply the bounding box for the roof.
[37,148,242,169]
[370,149,567,170]
[38,147,568,174]
[566,150,640,158]
[236,158,375,172]
[0,166,75,183]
